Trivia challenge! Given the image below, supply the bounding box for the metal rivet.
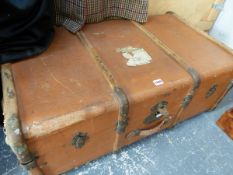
[72,132,89,149]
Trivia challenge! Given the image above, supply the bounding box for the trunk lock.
[144,101,170,125]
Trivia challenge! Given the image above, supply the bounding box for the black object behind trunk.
[0,0,54,63]
[0,0,55,126]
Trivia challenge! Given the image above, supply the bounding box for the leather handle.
[138,120,166,137]
[127,112,172,139]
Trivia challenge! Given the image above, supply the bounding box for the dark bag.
[0,0,55,126]
[0,0,55,63]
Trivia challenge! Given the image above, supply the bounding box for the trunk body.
[2,14,233,175]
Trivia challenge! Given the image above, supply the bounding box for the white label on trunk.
[153,79,164,86]
[116,46,152,67]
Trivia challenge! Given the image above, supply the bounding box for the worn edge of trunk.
[210,80,233,110]
[1,64,43,175]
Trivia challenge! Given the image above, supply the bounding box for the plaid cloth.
[54,0,148,33]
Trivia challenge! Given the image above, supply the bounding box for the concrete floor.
[1,1,233,175]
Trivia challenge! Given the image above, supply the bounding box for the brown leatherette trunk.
[9,22,193,174]
[3,14,233,175]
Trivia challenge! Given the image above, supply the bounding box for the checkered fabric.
[54,0,148,33]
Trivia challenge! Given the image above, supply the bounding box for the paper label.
[153,79,164,86]
[116,46,152,67]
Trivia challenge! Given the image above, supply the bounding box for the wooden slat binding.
[132,21,201,127]
[77,32,129,152]
[1,64,43,175]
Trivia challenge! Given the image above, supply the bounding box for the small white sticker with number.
[153,79,164,86]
